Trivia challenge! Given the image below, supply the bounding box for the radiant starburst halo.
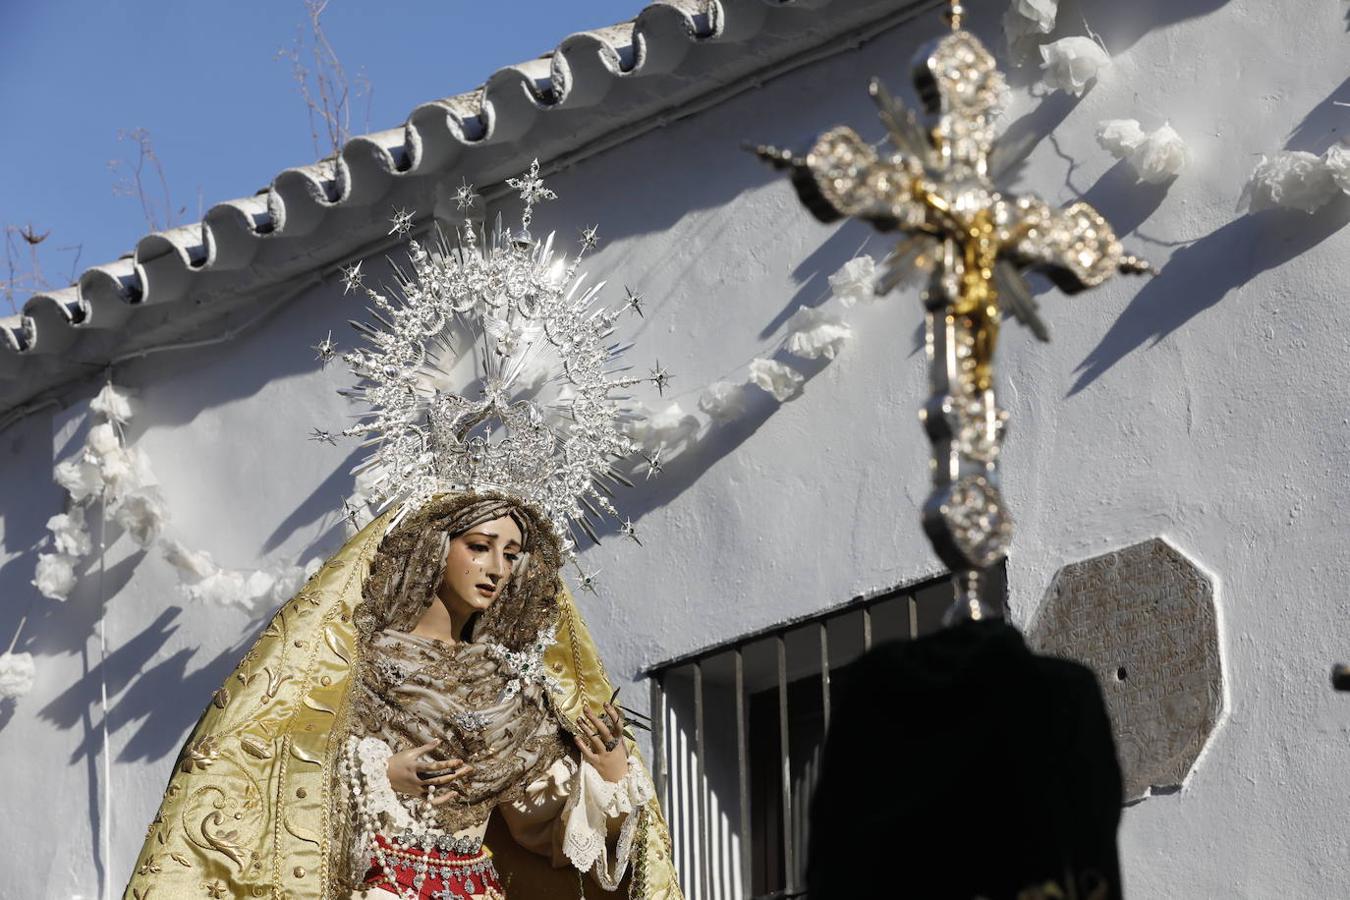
[329,168,656,552]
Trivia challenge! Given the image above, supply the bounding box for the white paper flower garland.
[37,383,167,602]
[6,385,324,701]
[625,257,870,461]
[35,386,321,609]
[1097,119,1190,183]
[1240,144,1350,214]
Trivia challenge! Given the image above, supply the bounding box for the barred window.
[646,566,1007,899]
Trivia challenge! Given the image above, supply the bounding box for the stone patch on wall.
[1027,538,1223,802]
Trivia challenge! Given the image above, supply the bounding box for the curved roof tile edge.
[0,0,938,413]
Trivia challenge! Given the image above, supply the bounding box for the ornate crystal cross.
[756,3,1149,622]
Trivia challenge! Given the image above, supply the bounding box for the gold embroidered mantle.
[124,512,682,900]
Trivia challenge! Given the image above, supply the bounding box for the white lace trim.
[348,735,419,832]
[560,756,655,889]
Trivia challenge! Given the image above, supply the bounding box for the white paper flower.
[0,651,36,699]
[1324,143,1350,195]
[172,551,321,614]
[268,559,323,608]
[180,569,244,609]
[1039,37,1110,96]
[784,307,853,361]
[827,256,878,307]
[98,445,157,497]
[112,487,167,548]
[183,568,278,614]
[1013,0,1057,31]
[747,358,805,402]
[1096,119,1146,156]
[1241,151,1339,214]
[33,553,78,601]
[1098,120,1188,184]
[90,384,133,424]
[642,402,701,453]
[46,509,93,558]
[1129,124,1189,183]
[1004,0,1058,63]
[86,422,121,458]
[698,381,749,423]
[54,457,103,503]
[162,539,219,581]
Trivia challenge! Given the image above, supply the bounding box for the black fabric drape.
[806,619,1123,900]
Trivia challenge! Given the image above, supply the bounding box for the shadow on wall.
[38,606,260,765]
[0,408,65,678]
[759,218,878,339]
[1060,0,1233,54]
[1069,197,1350,396]
[1068,78,1350,395]
[259,443,365,556]
[1287,76,1349,154]
[1079,160,1172,245]
[592,348,839,545]
[996,92,1082,189]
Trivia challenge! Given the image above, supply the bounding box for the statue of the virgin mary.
[124,168,683,900]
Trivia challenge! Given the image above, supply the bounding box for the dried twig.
[108,128,183,232]
[0,224,83,315]
[277,0,372,159]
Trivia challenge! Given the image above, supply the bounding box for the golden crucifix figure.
[757,2,1149,620]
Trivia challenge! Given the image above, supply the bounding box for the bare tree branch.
[277,0,371,159]
[108,128,179,232]
[0,224,83,316]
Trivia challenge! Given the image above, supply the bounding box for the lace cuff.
[346,735,417,832]
[561,755,655,890]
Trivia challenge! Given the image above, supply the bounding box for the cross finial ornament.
[756,4,1149,622]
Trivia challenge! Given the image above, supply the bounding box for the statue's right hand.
[387,739,474,803]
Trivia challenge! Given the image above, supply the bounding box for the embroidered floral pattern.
[483,621,562,701]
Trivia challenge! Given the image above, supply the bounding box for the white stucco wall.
[2,0,1348,896]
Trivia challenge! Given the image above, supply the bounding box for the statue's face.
[437,514,523,615]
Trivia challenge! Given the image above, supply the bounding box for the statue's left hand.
[575,704,629,783]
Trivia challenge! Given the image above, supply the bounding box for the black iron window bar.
[645,565,1006,900]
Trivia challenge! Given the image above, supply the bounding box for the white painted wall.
[2,0,1347,896]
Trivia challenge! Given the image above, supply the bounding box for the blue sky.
[0,0,644,312]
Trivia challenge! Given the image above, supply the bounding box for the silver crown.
[325,161,657,552]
